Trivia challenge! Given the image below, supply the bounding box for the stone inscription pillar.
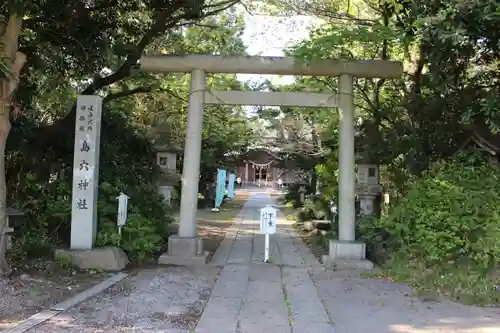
[70,95,102,250]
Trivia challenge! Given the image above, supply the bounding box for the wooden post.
[245,162,249,187]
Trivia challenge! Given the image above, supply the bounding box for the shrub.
[296,207,313,222]
[284,183,308,208]
[97,213,166,263]
[7,108,174,266]
[359,151,500,304]
[296,195,333,222]
[357,215,391,264]
[315,161,338,200]
[96,181,173,262]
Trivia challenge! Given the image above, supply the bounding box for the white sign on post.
[116,192,129,236]
[260,205,277,234]
[70,95,102,250]
[116,193,129,226]
[260,205,277,263]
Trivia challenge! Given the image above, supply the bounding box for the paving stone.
[278,244,305,266]
[248,264,281,282]
[133,328,190,333]
[240,300,290,326]
[282,267,310,281]
[251,236,265,262]
[228,240,252,264]
[270,242,283,265]
[285,284,319,301]
[291,321,336,333]
[288,232,323,268]
[216,266,249,283]
[211,277,248,298]
[218,264,249,278]
[238,322,291,333]
[282,269,318,300]
[211,236,235,266]
[195,317,238,333]
[212,281,247,298]
[200,297,243,319]
[288,299,330,323]
[246,280,284,301]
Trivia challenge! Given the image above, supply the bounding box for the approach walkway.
[197,190,500,333]
[13,189,500,333]
[196,190,335,333]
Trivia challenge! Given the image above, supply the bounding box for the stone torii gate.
[139,55,402,267]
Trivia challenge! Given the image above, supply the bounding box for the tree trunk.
[0,14,25,276]
[0,104,11,275]
[310,170,318,195]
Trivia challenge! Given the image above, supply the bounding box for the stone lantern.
[355,164,382,216]
[298,185,307,203]
[154,144,181,205]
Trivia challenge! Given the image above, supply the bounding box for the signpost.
[260,205,277,263]
[116,192,129,236]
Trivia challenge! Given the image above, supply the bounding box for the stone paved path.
[196,191,335,333]
[13,189,500,333]
[197,189,500,333]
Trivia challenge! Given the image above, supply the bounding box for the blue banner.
[227,173,236,199]
[214,169,226,208]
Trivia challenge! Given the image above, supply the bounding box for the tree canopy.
[1,1,257,273]
[255,0,500,193]
[271,0,500,303]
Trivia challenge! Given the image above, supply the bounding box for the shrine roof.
[459,121,500,155]
[239,147,281,161]
[153,143,182,153]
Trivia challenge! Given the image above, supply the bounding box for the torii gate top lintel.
[139,54,403,79]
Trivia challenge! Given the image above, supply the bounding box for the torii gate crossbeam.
[139,55,403,268]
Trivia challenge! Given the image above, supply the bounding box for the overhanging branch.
[72,0,240,104]
[34,0,240,151]
[104,85,188,103]
[104,87,152,101]
[23,1,122,28]
[264,0,376,26]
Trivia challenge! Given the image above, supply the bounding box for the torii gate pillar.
[338,74,356,242]
[158,69,209,265]
[322,74,374,269]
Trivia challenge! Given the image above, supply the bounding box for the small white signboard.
[260,205,277,263]
[117,192,129,227]
[260,205,277,234]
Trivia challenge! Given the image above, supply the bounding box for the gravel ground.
[24,266,220,333]
[311,269,500,333]
[0,270,106,330]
